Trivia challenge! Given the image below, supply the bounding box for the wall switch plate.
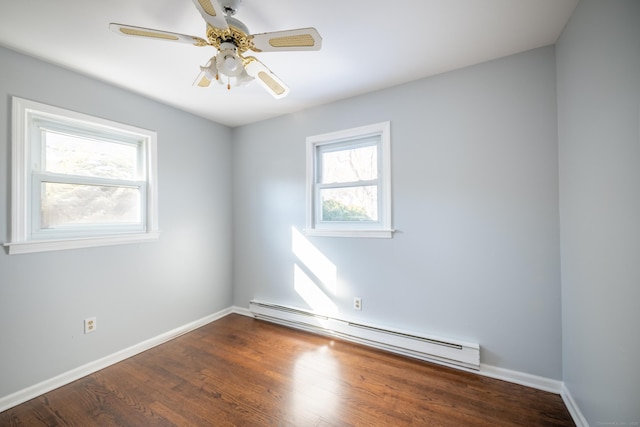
[354,297,362,310]
[84,317,96,334]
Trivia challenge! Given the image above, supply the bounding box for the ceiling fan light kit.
[109,0,321,99]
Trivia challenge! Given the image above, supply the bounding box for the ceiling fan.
[109,0,322,99]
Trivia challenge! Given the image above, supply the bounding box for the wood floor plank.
[0,314,575,426]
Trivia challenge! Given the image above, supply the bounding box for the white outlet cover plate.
[84,317,96,334]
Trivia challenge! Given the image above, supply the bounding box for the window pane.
[44,131,138,180]
[320,186,378,221]
[41,183,141,228]
[320,144,377,184]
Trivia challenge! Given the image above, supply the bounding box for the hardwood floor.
[0,314,574,426]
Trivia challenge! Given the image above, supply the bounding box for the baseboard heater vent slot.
[249,300,480,370]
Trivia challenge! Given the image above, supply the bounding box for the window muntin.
[306,121,393,238]
[6,97,159,254]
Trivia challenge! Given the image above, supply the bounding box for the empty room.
[0,0,638,426]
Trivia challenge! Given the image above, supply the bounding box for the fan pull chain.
[227,76,231,90]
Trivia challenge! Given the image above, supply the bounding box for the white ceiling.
[0,0,578,127]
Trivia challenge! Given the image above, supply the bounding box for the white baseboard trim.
[478,364,562,394]
[561,383,589,427]
[231,305,253,317]
[0,307,233,413]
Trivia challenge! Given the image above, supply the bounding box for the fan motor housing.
[206,19,254,54]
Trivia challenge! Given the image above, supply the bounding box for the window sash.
[40,131,142,181]
[314,138,382,227]
[29,123,149,240]
[316,137,380,185]
[32,117,145,147]
[31,172,147,239]
[315,180,381,225]
[317,186,379,225]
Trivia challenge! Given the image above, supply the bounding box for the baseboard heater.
[249,300,480,370]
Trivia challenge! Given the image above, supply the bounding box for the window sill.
[4,232,160,255]
[304,229,395,238]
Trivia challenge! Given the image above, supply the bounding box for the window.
[306,121,393,238]
[6,97,159,254]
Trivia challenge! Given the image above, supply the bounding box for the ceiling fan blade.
[194,73,212,87]
[190,0,229,31]
[193,59,214,88]
[109,23,208,46]
[250,27,322,52]
[244,57,290,99]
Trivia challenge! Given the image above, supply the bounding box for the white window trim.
[5,97,159,255]
[305,121,394,238]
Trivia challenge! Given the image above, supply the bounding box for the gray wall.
[232,46,562,379]
[557,0,640,424]
[0,46,234,397]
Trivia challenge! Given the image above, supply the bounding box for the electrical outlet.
[84,317,96,334]
[354,297,362,311]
